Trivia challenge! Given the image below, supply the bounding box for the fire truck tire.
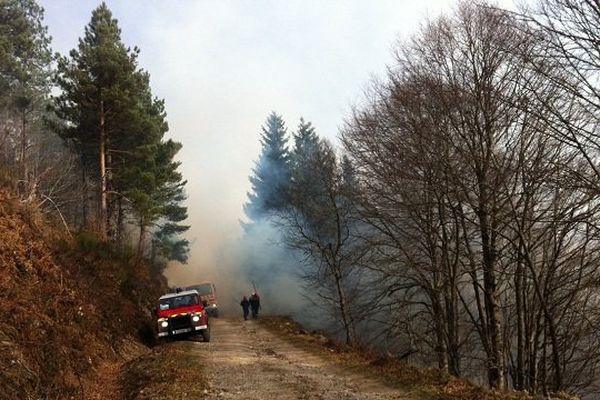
[201,327,211,342]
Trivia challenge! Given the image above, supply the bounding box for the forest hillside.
[0,184,166,399]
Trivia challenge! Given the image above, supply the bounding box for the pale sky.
[40,0,515,284]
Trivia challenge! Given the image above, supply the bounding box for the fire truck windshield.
[159,294,198,310]
[193,283,213,296]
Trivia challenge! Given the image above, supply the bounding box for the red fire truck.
[185,282,219,317]
[156,290,210,342]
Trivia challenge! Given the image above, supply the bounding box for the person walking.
[249,292,260,319]
[240,295,250,320]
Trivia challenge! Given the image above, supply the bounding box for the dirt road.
[189,318,414,400]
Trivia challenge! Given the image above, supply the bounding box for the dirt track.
[189,318,413,400]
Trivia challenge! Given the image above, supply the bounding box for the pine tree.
[53,2,189,259]
[290,117,319,169]
[53,2,149,238]
[340,155,357,200]
[0,0,52,107]
[127,135,190,262]
[244,112,291,222]
[289,117,323,204]
[0,0,52,197]
[53,3,137,237]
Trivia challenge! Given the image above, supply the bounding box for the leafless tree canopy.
[336,1,600,397]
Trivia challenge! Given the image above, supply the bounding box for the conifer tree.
[0,0,51,107]
[340,155,357,199]
[53,2,189,258]
[244,112,291,222]
[289,117,323,204]
[290,117,319,169]
[53,2,142,237]
[0,0,52,197]
[126,134,190,261]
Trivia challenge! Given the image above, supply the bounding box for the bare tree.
[279,140,368,345]
[342,3,600,396]
[521,0,600,191]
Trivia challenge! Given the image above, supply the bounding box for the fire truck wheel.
[201,326,211,342]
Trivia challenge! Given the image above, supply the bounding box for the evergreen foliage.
[0,0,52,109]
[292,139,340,242]
[340,155,356,189]
[290,117,319,169]
[52,2,140,185]
[0,0,55,202]
[289,117,324,205]
[244,112,291,222]
[52,2,188,261]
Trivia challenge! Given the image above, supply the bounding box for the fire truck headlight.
[160,321,168,329]
[192,315,200,323]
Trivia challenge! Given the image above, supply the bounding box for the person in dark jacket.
[249,292,260,318]
[240,296,250,320]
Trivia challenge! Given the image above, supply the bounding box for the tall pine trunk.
[80,155,88,229]
[137,223,146,261]
[116,197,124,243]
[19,108,28,199]
[99,100,108,240]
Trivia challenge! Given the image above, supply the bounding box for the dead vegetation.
[0,188,167,399]
[260,316,579,400]
[120,341,208,400]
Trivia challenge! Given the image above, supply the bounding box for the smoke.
[163,209,309,319]
[236,219,307,316]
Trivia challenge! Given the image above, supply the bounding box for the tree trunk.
[19,109,28,199]
[484,266,505,390]
[546,311,562,392]
[80,154,89,230]
[431,288,449,372]
[541,323,548,397]
[137,223,146,261]
[99,100,108,240]
[529,307,544,394]
[446,282,461,376]
[439,199,460,376]
[515,256,525,390]
[478,189,505,390]
[332,266,354,346]
[116,197,124,243]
